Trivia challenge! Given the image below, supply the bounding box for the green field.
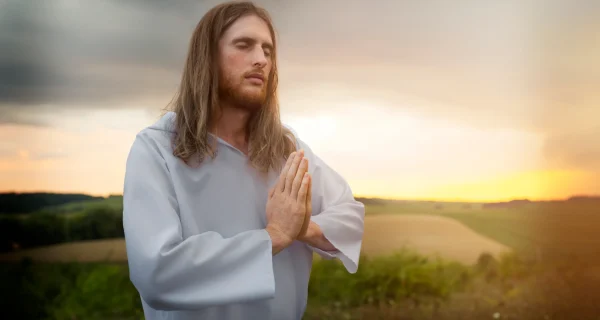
[1,194,600,319]
[35,195,124,216]
[4,195,600,263]
[364,198,600,263]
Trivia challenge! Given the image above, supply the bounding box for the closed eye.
[236,42,250,49]
[232,36,273,57]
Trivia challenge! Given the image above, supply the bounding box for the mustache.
[243,70,266,78]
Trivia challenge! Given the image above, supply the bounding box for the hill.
[0,214,511,265]
[0,192,104,214]
[4,192,599,216]
[362,214,510,264]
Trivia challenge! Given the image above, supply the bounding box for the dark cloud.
[0,0,207,112]
[0,0,599,174]
[0,0,538,112]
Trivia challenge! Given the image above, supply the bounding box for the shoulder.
[282,123,320,163]
[137,111,177,146]
[283,123,312,152]
[128,112,177,162]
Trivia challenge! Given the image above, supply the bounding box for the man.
[122,1,365,319]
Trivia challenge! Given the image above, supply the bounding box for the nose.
[252,46,268,68]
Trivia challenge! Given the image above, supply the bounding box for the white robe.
[122,111,365,320]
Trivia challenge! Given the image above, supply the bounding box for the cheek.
[223,56,249,85]
[224,52,246,72]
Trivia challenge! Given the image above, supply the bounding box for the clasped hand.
[265,149,312,249]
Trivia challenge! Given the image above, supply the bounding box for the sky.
[1,0,599,201]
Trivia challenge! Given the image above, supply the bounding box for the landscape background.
[1,0,599,319]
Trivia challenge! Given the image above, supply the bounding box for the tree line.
[0,206,124,252]
[0,192,103,214]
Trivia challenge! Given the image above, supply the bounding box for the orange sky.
[1,104,598,202]
[1,0,598,202]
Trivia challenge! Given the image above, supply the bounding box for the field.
[0,238,127,263]
[2,196,600,265]
[1,194,600,319]
[0,214,509,265]
[363,197,600,263]
[361,214,510,264]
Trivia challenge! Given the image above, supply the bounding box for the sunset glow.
[1,0,598,202]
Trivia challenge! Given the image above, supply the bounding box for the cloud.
[0,0,537,116]
[0,0,193,111]
[0,0,598,173]
[0,147,69,161]
[0,149,14,158]
[29,151,70,161]
[543,126,600,172]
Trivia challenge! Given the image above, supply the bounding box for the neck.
[210,104,253,154]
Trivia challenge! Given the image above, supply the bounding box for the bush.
[308,248,471,308]
[2,249,476,319]
[1,205,124,252]
[0,259,142,320]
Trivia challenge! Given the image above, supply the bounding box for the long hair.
[167,1,297,173]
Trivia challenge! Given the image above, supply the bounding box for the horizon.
[1,0,599,201]
[2,189,599,204]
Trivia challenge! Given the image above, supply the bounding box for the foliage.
[0,205,124,252]
[308,249,471,309]
[1,240,596,320]
[0,259,143,320]
[0,248,481,320]
[0,192,103,214]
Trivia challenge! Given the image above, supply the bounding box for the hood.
[148,111,177,133]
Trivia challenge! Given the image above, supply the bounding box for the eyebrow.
[232,36,273,51]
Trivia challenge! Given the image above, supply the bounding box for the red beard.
[219,71,268,111]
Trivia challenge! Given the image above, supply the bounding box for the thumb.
[269,186,275,198]
[306,175,312,211]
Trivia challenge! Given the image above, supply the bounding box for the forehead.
[221,14,273,45]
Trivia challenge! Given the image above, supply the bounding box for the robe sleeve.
[122,132,275,311]
[298,139,366,274]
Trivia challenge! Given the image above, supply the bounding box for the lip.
[245,73,265,83]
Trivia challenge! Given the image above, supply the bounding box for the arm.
[123,133,277,311]
[298,221,337,251]
[297,142,365,274]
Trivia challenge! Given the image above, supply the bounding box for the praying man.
[122,1,365,319]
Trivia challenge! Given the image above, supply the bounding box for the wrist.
[298,221,318,245]
[300,222,337,252]
[266,224,292,255]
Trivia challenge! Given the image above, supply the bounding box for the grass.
[3,249,598,320]
[366,199,600,264]
[2,196,600,319]
[0,238,127,263]
[4,196,600,265]
[37,196,123,217]
[303,250,600,319]
[0,196,123,220]
[3,248,558,320]
[308,248,471,308]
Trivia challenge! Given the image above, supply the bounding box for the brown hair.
[166,1,296,173]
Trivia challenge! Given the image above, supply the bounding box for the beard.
[219,73,268,111]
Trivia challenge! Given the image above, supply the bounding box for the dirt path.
[361,214,511,265]
[0,214,511,265]
[0,238,128,263]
